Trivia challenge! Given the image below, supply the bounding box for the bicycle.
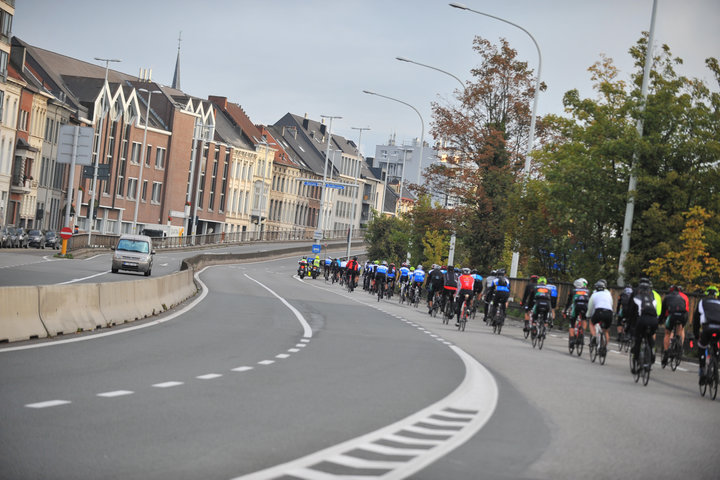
[490,301,505,335]
[698,332,719,400]
[458,294,472,332]
[568,315,585,357]
[663,322,683,371]
[412,285,421,308]
[398,281,408,304]
[442,294,455,325]
[377,278,385,302]
[532,312,548,349]
[631,335,652,386]
[429,291,441,318]
[589,322,607,365]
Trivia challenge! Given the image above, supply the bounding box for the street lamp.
[318,114,342,238]
[88,57,121,245]
[449,2,543,277]
[256,137,275,240]
[348,126,370,259]
[362,90,425,187]
[132,87,162,234]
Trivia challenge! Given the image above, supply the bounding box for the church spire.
[172,31,182,90]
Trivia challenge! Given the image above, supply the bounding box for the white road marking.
[258,360,275,365]
[295,343,307,348]
[26,400,71,409]
[275,354,290,359]
[197,374,222,380]
[232,366,254,372]
[244,274,313,339]
[288,348,300,353]
[97,390,134,398]
[59,270,110,285]
[152,381,184,388]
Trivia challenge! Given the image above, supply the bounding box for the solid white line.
[152,381,183,388]
[97,390,134,398]
[232,366,254,372]
[26,400,71,408]
[59,270,110,285]
[197,374,222,380]
[244,274,313,339]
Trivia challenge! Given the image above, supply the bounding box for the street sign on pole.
[303,181,321,187]
[60,227,73,240]
[57,125,94,165]
[313,230,323,240]
[312,244,321,254]
[326,184,345,189]
[82,164,110,180]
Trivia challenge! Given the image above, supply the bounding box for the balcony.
[10,174,31,194]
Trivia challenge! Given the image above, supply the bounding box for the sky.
[14,0,720,157]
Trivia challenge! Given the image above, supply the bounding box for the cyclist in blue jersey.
[412,265,426,301]
[485,269,510,325]
[471,270,483,312]
[545,278,559,328]
[399,263,411,285]
[386,263,397,297]
[375,261,389,296]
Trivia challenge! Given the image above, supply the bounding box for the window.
[151,182,162,203]
[18,109,28,131]
[0,9,12,41]
[155,147,165,169]
[0,51,7,81]
[141,180,148,201]
[145,145,152,167]
[130,142,142,164]
[127,178,138,200]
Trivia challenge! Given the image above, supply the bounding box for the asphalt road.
[1,254,718,479]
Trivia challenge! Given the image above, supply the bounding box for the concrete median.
[99,280,142,325]
[0,286,48,342]
[39,283,106,335]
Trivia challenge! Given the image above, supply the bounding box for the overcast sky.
[14,0,720,156]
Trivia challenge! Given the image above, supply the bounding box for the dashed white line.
[197,374,223,380]
[97,390,134,398]
[26,400,71,409]
[232,366,254,372]
[152,381,184,388]
[258,360,275,365]
[288,348,300,353]
[276,354,290,359]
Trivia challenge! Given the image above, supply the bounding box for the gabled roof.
[262,125,303,169]
[213,107,253,150]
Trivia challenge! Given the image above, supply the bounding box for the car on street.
[27,229,46,248]
[44,231,61,249]
[111,234,155,276]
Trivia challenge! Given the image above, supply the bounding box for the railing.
[67,228,367,252]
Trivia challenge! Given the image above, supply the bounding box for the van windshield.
[117,239,150,253]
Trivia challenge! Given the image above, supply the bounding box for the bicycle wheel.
[590,335,598,363]
[642,339,651,386]
[531,325,538,348]
[524,322,530,339]
[631,350,640,383]
[599,332,607,365]
[576,328,584,357]
[710,358,718,400]
[568,336,574,354]
[670,339,681,371]
[538,324,546,350]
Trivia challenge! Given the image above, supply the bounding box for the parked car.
[0,226,11,248]
[15,228,29,248]
[111,234,155,276]
[28,229,46,248]
[44,231,61,249]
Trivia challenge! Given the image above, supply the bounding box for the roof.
[213,107,253,150]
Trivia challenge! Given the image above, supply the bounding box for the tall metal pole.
[256,137,274,240]
[318,115,341,237]
[88,57,120,246]
[185,117,200,242]
[449,3,543,276]
[132,88,160,233]
[617,0,658,286]
[348,126,370,258]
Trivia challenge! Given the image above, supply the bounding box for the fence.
[67,228,367,252]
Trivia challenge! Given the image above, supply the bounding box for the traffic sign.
[304,181,321,187]
[60,227,73,240]
[326,183,345,189]
[311,244,321,254]
[313,230,323,240]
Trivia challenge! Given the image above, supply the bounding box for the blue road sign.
[304,181,321,186]
[326,184,345,189]
[311,244,321,254]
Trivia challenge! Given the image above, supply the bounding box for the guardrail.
[67,228,366,251]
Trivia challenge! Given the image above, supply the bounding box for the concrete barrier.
[0,286,47,342]
[99,280,142,325]
[39,283,106,335]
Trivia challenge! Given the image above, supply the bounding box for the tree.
[646,206,720,292]
[364,210,411,265]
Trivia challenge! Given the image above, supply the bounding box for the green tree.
[422,229,449,266]
[364,211,411,265]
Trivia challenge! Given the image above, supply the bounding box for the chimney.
[319,123,327,136]
[302,117,309,130]
[208,95,228,109]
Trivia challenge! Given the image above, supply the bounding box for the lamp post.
[395,145,412,216]
[256,137,275,240]
[362,90,424,187]
[318,115,342,238]
[88,57,121,245]
[348,126,370,259]
[396,56,465,263]
[449,2,542,276]
[132,87,161,234]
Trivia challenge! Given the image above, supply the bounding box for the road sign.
[57,125,94,165]
[82,164,111,180]
[311,244,321,254]
[326,184,345,189]
[303,181,321,187]
[313,230,323,240]
[60,227,73,240]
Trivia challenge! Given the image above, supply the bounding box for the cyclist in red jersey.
[455,268,475,326]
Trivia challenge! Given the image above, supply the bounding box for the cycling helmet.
[374,260,379,265]
[573,278,587,289]
[669,285,683,293]
[382,260,388,266]
[416,264,423,270]
[638,277,652,287]
[706,285,719,297]
[537,276,547,285]
[471,269,478,274]
[410,267,415,272]
[353,256,358,261]
[390,263,395,267]
[594,279,607,291]
[530,275,539,282]
[497,268,506,275]
[462,268,471,274]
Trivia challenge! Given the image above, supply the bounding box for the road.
[1,254,718,479]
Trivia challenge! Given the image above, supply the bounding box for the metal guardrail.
[67,228,367,251]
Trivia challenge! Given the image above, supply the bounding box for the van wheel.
[144,269,151,277]
[111,267,118,273]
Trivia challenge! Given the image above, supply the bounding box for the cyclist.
[564,278,590,349]
[693,286,720,384]
[426,264,445,314]
[486,269,511,326]
[455,268,475,326]
[616,285,634,341]
[398,262,410,286]
[442,265,459,317]
[528,276,553,333]
[298,256,308,277]
[629,278,662,373]
[375,261,389,296]
[346,256,360,289]
[483,270,498,323]
[324,256,332,279]
[386,263,397,296]
[587,279,613,355]
[660,285,689,367]
[471,269,484,314]
[522,275,539,333]
[411,264,426,302]
[545,277,559,328]
[331,258,340,282]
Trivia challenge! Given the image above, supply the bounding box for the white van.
[111,234,155,276]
